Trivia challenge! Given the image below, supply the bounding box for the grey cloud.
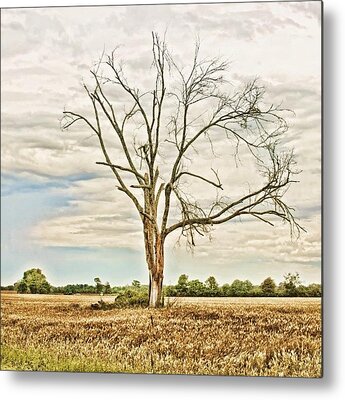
[284,2,322,24]
[180,7,304,42]
[2,111,60,131]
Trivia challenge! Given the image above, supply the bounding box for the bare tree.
[62,33,304,308]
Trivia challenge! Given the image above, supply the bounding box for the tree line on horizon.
[1,268,321,298]
[164,273,321,297]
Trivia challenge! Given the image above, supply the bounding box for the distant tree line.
[164,273,322,297]
[1,270,114,295]
[1,270,149,297]
[1,269,321,297]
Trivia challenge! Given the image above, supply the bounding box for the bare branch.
[95,161,145,181]
[174,170,223,190]
[62,111,98,135]
[131,184,152,189]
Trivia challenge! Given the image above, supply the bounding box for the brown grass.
[0,292,322,377]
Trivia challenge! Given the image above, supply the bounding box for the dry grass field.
[0,292,322,377]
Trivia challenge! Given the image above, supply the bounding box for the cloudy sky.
[1,1,321,287]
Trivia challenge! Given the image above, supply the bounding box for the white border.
[1,1,344,399]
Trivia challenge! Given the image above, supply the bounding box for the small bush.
[91,289,148,310]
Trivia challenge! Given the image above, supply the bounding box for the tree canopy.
[15,268,51,294]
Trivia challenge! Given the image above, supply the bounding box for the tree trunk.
[148,233,164,308]
[144,228,164,308]
[149,270,163,308]
[142,176,165,308]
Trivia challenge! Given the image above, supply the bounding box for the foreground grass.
[0,293,321,377]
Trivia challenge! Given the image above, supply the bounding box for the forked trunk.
[142,176,165,308]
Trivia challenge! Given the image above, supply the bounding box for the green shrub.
[91,289,148,310]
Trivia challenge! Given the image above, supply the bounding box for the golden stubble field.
[0,292,322,377]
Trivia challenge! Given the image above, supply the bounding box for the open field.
[0,292,322,377]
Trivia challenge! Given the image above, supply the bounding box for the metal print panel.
[0,0,322,377]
